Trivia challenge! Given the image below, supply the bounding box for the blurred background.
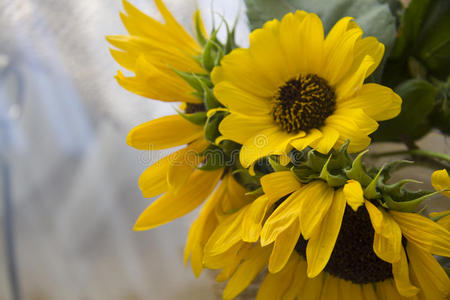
[0,0,248,299]
[0,0,447,299]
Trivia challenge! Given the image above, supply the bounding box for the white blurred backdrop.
[0,0,248,299]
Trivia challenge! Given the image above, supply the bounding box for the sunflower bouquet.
[107,0,450,299]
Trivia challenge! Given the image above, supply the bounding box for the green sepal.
[268,156,289,172]
[304,150,329,173]
[198,149,226,171]
[380,179,423,198]
[232,168,260,191]
[364,166,384,199]
[319,156,347,187]
[380,160,414,183]
[199,78,222,110]
[172,69,211,99]
[345,150,373,186]
[176,110,207,126]
[245,187,264,197]
[431,211,450,222]
[291,166,319,184]
[384,191,441,212]
[202,31,224,72]
[205,110,228,143]
[194,10,207,47]
[327,140,352,170]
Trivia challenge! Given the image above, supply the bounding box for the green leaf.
[372,79,437,142]
[418,9,450,77]
[391,0,432,59]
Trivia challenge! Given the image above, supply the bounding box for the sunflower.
[106,0,227,230]
[106,0,207,103]
[212,12,401,168]
[202,170,450,299]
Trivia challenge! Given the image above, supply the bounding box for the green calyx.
[288,142,438,212]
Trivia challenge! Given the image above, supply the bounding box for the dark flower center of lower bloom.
[272,74,336,133]
[295,205,394,284]
[185,102,206,114]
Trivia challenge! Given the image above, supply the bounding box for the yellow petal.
[407,243,450,299]
[352,36,385,78]
[362,283,378,300]
[260,190,304,246]
[214,82,272,116]
[430,210,450,231]
[309,126,339,154]
[306,188,346,278]
[366,201,402,263]
[340,83,402,121]
[300,273,324,300]
[218,112,273,145]
[343,180,365,211]
[223,245,272,300]
[283,257,308,300]
[260,171,302,202]
[167,138,209,193]
[204,206,248,256]
[392,247,419,297]
[279,12,308,76]
[219,173,250,214]
[319,274,339,300]
[335,55,375,100]
[300,181,335,239]
[138,153,171,198]
[390,210,450,257]
[256,253,299,300]
[127,114,203,150]
[240,127,295,169]
[269,219,301,273]
[290,129,323,151]
[299,13,325,75]
[339,279,364,300]
[203,241,245,270]
[242,195,276,242]
[431,169,450,197]
[133,168,222,230]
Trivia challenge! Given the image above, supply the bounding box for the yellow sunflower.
[202,170,450,299]
[212,12,401,168]
[106,0,206,103]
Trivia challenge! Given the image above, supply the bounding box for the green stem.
[372,149,450,163]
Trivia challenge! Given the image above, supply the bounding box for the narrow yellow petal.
[283,257,308,300]
[309,126,339,154]
[133,168,222,230]
[431,169,450,197]
[167,138,209,193]
[269,219,301,273]
[431,210,450,231]
[390,210,450,257]
[260,190,304,246]
[223,245,272,300]
[299,273,324,300]
[343,180,365,211]
[240,127,296,168]
[290,129,323,151]
[260,171,302,202]
[218,113,273,145]
[300,181,335,239]
[339,279,363,300]
[127,114,203,150]
[319,275,339,300]
[362,283,377,300]
[204,206,248,256]
[299,13,324,75]
[335,55,375,100]
[242,195,275,242]
[306,188,346,277]
[392,247,419,297]
[340,83,402,121]
[407,243,450,298]
[138,153,171,198]
[256,253,299,300]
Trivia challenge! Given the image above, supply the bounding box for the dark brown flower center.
[295,205,395,284]
[272,74,336,133]
[184,102,206,114]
